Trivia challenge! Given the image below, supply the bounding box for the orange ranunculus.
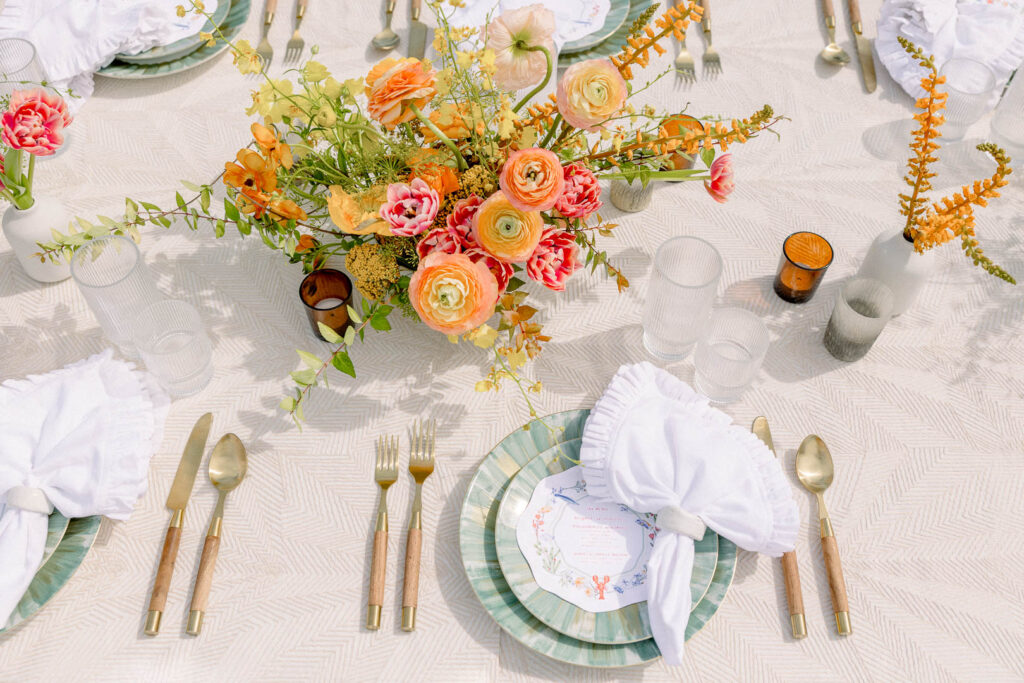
[498,147,564,212]
[471,190,544,263]
[269,198,308,225]
[251,122,293,169]
[411,162,459,201]
[365,57,437,129]
[408,251,499,335]
[224,149,277,194]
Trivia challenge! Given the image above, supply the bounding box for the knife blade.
[847,0,876,92]
[752,417,807,640]
[408,0,428,60]
[145,413,213,636]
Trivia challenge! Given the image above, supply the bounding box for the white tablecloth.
[2,1,1023,680]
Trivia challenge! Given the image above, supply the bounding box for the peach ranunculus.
[1,89,72,156]
[556,58,628,131]
[471,190,544,263]
[485,4,556,92]
[704,153,734,204]
[365,57,437,129]
[408,251,499,335]
[498,147,565,212]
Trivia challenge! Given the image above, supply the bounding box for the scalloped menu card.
[516,465,658,612]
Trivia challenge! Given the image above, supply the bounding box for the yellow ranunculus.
[555,58,628,131]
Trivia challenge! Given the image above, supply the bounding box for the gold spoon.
[371,0,400,51]
[186,434,248,636]
[820,0,851,66]
[795,434,852,636]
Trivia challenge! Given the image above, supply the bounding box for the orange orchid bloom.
[269,198,308,225]
[224,149,277,195]
[251,122,293,169]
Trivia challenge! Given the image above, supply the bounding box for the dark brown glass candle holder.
[773,231,834,303]
[300,268,353,341]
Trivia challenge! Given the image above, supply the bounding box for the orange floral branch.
[611,2,703,80]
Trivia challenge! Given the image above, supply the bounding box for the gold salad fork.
[402,419,436,632]
[284,0,307,64]
[254,0,276,74]
[366,434,398,631]
[700,0,722,76]
[673,30,696,81]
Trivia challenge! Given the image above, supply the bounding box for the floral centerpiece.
[42,1,783,420]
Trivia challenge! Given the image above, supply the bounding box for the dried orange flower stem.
[611,1,703,80]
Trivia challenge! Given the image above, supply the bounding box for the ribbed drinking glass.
[642,236,723,360]
[939,58,996,141]
[991,72,1024,164]
[0,38,44,98]
[132,300,213,397]
[693,308,769,402]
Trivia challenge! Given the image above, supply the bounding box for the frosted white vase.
[2,195,71,283]
[857,229,939,315]
[609,179,654,212]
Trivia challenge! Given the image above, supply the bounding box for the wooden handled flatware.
[367,435,399,630]
[186,434,248,635]
[145,413,212,636]
[402,419,436,632]
[752,417,807,639]
[796,435,852,636]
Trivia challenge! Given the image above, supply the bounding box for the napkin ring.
[5,486,53,514]
[656,506,706,540]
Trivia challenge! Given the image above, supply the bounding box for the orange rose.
[498,147,565,211]
[411,162,459,200]
[365,57,436,129]
[471,191,544,263]
[408,251,499,335]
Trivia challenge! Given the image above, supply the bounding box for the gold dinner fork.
[700,0,722,77]
[402,419,436,632]
[366,434,398,631]
[673,31,696,81]
[284,0,307,64]
[254,0,277,75]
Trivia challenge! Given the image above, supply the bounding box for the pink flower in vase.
[704,153,734,204]
[526,228,582,291]
[446,194,485,247]
[464,246,514,294]
[554,163,602,219]
[380,178,440,237]
[1,89,72,156]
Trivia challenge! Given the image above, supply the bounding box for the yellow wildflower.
[176,5,186,17]
[323,77,344,100]
[302,60,329,82]
[232,39,261,75]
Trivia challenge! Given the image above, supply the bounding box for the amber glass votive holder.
[773,232,834,303]
[300,269,353,341]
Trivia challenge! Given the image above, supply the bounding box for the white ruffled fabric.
[0,0,188,113]
[876,0,1024,107]
[580,363,798,665]
[0,350,169,624]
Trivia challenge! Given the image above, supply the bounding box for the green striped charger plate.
[558,0,655,68]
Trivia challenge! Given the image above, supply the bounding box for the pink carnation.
[416,226,462,260]
[381,178,440,236]
[704,153,734,204]
[446,194,484,247]
[526,228,582,291]
[1,89,72,156]
[465,246,514,294]
[554,163,602,219]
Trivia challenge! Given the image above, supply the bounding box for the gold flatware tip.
[836,611,853,635]
[791,614,808,639]
[144,610,162,636]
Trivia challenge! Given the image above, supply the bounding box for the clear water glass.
[693,308,769,403]
[132,300,213,397]
[823,278,894,362]
[0,38,44,97]
[642,236,723,360]
[939,58,996,141]
[70,235,165,355]
[991,72,1024,163]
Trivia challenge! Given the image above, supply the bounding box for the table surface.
[2,1,1023,681]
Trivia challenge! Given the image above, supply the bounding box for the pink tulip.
[526,228,582,291]
[704,153,734,204]
[380,178,440,237]
[554,163,602,219]
[1,89,71,156]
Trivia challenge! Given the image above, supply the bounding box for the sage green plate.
[117,0,232,65]
[459,409,736,667]
[1,516,103,633]
[559,0,654,68]
[561,0,631,55]
[495,438,720,645]
[97,0,250,80]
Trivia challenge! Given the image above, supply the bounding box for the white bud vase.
[856,229,939,315]
[2,195,71,283]
[609,178,654,212]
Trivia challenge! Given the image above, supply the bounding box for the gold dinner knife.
[752,417,807,640]
[408,0,428,60]
[144,413,213,636]
[848,0,876,92]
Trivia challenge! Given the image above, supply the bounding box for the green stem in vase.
[410,103,468,171]
[512,44,553,114]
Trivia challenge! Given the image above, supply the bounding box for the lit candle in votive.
[315,297,345,310]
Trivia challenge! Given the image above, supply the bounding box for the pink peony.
[416,226,462,260]
[526,228,582,291]
[485,4,556,91]
[465,246,514,294]
[380,178,441,236]
[446,194,485,247]
[1,89,72,156]
[554,163,602,218]
[704,153,734,204]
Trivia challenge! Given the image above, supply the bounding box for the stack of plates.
[0,514,102,633]
[459,409,736,667]
[558,0,655,68]
[97,0,250,81]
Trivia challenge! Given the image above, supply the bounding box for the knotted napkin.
[580,363,798,665]
[0,351,168,624]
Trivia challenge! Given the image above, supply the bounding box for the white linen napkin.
[0,0,191,112]
[0,350,168,624]
[580,363,798,665]
[445,0,611,51]
[876,0,1024,106]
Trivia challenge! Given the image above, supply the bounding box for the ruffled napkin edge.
[579,362,799,556]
